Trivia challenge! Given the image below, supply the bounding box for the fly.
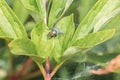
[48,27,64,39]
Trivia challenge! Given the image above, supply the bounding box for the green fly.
[48,27,64,38]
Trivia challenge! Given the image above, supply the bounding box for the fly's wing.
[53,27,65,35]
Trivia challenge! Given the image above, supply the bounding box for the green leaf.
[78,0,97,22]
[63,0,80,24]
[8,38,44,63]
[25,21,36,35]
[52,39,62,62]
[31,21,54,59]
[72,29,115,48]
[20,0,39,13]
[93,1,120,32]
[60,47,81,62]
[13,0,29,24]
[20,0,47,23]
[0,0,27,39]
[73,0,120,41]
[52,14,75,62]
[35,0,47,24]
[56,14,75,51]
[20,0,41,22]
[8,39,37,55]
[48,0,73,28]
[5,0,14,6]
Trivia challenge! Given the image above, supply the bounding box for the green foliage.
[53,14,75,61]
[9,39,37,56]
[72,0,120,41]
[31,21,54,59]
[48,0,73,28]
[0,0,120,79]
[13,0,29,24]
[20,0,41,22]
[72,29,115,48]
[0,0,27,39]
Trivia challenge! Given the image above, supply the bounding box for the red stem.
[45,58,51,80]
[12,58,33,80]
[22,70,41,80]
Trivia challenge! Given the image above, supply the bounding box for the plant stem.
[8,51,14,76]
[22,70,41,80]
[37,62,46,79]
[15,58,33,79]
[45,58,51,80]
[37,58,64,80]
[6,40,14,80]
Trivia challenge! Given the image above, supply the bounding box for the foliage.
[0,0,120,80]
